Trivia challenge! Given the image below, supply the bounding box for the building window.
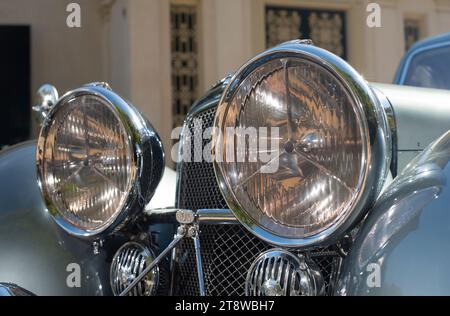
[266,6,347,59]
[171,4,199,129]
[404,18,422,51]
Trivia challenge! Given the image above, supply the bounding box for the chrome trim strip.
[145,208,238,224]
[371,86,398,177]
[193,233,206,296]
[197,209,237,224]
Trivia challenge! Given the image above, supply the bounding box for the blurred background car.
[395,32,450,90]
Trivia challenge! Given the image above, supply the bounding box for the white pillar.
[200,0,254,90]
[109,0,172,162]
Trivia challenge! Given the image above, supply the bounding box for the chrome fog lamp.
[213,41,391,247]
[36,83,164,237]
[110,242,159,296]
[246,249,325,296]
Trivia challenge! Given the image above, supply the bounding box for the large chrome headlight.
[213,41,391,247]
[37,83,164,237]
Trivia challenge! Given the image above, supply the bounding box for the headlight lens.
[37,84,164,237]
[42,95,134,232]
[213,42,390,246]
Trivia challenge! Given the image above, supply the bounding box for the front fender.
[336,130,450,295]
[0,141,116,295]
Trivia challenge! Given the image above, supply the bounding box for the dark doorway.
[0,26,30,147]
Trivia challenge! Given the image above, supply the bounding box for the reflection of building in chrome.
[1,0,450,154]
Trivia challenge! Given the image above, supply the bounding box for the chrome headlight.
[213,41,391,247]
[37,83,164,237]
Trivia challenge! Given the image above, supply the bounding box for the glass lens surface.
[42,95,133,232]
[216,57,366,238]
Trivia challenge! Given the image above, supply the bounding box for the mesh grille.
[176,107,341,296]
[177,107,228,210]
[175,224,340,296]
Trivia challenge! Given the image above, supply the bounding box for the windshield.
[404,44,450,90]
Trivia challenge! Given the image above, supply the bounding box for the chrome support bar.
[120,209,208,297]
[169,241,178,296]
[196,209,237,224]
[119,228,185,296]
[145,208,237,224]
[192,232,206,296]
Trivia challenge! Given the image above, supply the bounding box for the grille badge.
[176,209,195,224]
[246,249,325,296]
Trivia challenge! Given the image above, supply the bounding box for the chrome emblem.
[176,209,195,224]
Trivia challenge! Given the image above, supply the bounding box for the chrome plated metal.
[84,81,112,90]
[176,209,196,224]
[92,239,104,255]
[32,84,59,120]
[197,209,237,224]
[120,209,206,296]
[193,232,206,296]
[297,38,314,45]
[145,208,238,224]
[110,242,159,296]
[145,208,180,216]
[169,239,178,296]
[245,249,325,296]
[119,231,184,296]
[36,83,165,238]
[212,40,391,248]
[371,86,397,176]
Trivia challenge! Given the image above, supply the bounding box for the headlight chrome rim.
[36,83,165,238]
[212,41,391,248]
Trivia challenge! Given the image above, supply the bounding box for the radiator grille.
[175,224,340,296]
[177,107,228,210]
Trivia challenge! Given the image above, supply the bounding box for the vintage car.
[0,38,449,296]
[394,32,450,90]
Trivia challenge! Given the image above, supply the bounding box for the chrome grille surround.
[110,242,159,296]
